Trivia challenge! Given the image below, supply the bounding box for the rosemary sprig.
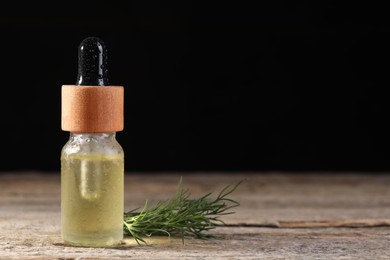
[123,178,243,245]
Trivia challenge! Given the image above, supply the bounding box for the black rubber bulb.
[76,37,109,86]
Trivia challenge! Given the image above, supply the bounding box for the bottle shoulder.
[61,133,124,157]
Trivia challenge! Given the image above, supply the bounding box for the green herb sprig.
[123,178,242,245]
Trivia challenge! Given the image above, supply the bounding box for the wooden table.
[0,173,389,259]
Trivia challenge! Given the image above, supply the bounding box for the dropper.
[77,37,109,86]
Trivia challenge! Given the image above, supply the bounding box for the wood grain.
[62,85,124,133]
[0,172,389,259]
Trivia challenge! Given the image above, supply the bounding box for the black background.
[0,1,389,172]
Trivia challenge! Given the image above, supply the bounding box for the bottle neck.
[69,132,116,142]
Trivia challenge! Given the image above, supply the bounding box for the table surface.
[0,172,389,259]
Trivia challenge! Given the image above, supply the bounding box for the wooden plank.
[0,172,389,259]
[1,224,390,259]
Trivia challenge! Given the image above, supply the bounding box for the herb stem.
[123,178,243,244]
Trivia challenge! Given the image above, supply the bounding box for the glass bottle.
[61,133,124,246]
[61,37,125,247]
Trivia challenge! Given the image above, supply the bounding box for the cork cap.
[62,85,124,132]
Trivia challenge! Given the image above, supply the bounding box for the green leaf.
[123,178,243,244]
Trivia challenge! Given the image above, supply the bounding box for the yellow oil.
[61,153,124,247]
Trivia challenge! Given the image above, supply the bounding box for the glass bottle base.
[62,231,123,247]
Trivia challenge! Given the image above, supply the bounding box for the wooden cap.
[62,85,124,132]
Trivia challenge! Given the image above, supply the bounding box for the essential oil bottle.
[61,37,124,247]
